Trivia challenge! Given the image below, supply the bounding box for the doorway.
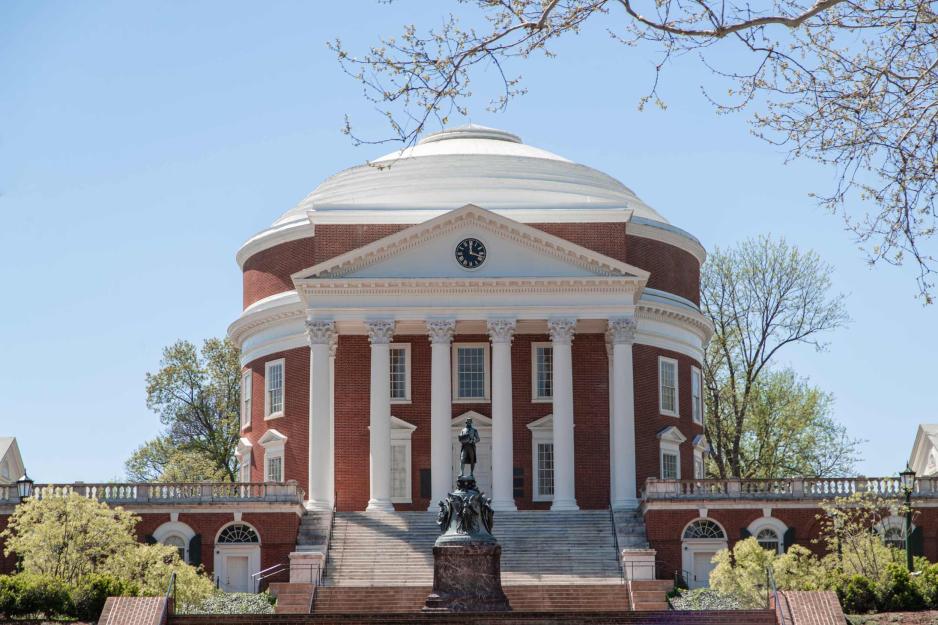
[451,412,492,495]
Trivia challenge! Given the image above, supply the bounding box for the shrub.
[914,562,938,609]
[838,574,877,614]
[70,573,139,621]
[0,572,73,617]
[710,538,777,608]
[670,588,745,610]
[878,563,924,612]
[183,592,275,614]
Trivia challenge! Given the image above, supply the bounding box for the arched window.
[757,528,781,553]
[884,526,905,550]
[164,534,187,561]
[218,523,259,544]
[683,519,726,540]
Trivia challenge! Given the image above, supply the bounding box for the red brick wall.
[644,507,826,578]
[242,346,311,495]
[633,344,705,490]
[241,223,701,308]
[135,511,299,575]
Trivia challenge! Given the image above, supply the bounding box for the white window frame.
[452,342,491,402]
[265,453,283,483]
[747,517,789,554]
[390,416,417,503]
[389,343,412,404]
[658,356,680,417]
[530,342,553,403]
[691,366,704,424]
[235,437,252,483]
[264,358,285,420]
[527,414,554,502]
[258,429,287,484]
[657,425,686,480]
[241,370,252,430]
[693,449,705,479]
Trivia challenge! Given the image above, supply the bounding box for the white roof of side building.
[272,125,670,227]
[0,437,25,484]
[910,424,938,476]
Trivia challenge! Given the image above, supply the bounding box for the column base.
[490,499,517,512]
[365,499,395,512]
[550,499,579,511]
[304,499,333,512]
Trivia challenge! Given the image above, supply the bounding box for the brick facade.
[241,224,701,309]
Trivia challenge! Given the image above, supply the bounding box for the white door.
[452,433,492,495]
[691,551,716,589]
[225,555,250,593]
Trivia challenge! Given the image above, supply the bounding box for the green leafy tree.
[127,338,241,482]
[0,494,216,606]
[702,236,856,479]
[333,0,938,300]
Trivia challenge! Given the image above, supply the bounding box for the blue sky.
[0,1,930,482]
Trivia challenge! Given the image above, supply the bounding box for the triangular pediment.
[292,205,649,282]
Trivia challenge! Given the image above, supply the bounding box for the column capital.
[548,318,577,345]
[366,319,395,344]
[487,318,517,344]
[607,317,637,345]
[426,319,456,344]
[306,319,336,345]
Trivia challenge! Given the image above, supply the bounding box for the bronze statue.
[458,418,480,478]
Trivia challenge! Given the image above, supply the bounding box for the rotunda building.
[228,125,712,514]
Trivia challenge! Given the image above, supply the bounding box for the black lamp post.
[15,470,33,503]
[900,465,916,572]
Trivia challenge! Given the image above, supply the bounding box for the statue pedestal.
[424,542,510,612]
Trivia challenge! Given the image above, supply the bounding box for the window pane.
[535,346,552,399]
[691,370,701,421]
[390,347,408,400]
[457,347,486,399]
[757,528,780,553]
[391,444,408,499]
[660,361,676,413]
[662,452,679,479]
[537,442,554,497]
[267,456,282,482]
[267,363,283,415]
[242,373,252,427]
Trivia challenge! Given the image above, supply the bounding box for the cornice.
[635,299,714,342]
[228,293,305,347]
[296,276,645,299]
[627,218,707,265]
[235,219,314,269]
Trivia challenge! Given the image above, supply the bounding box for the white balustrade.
[0,482,304,505]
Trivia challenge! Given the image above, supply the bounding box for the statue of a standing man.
[458,418,481,478]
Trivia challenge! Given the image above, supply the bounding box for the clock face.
[454,237,487,269]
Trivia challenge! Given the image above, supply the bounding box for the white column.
[427,319,456,509]
[606,335,616,506]
[548,318,579,511]
[328,333,337,508]
[366,319,395,512]
[488,318,517,511]
[609,317,638,508]
[306,319,335,510]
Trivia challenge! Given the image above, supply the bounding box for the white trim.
[264,359,286,420]
[390,416,417,504]
[153,521,196,563]
[680,518,728,589]
[452,342,491,402]
[658,356,679,417]
[747,516,789,554]
[235,438,253,483]
[241,370,252,430]
[530,342,553,402]
[259,429,288,484]
[658,426,686,480]
[627,218,706,265]
[527,414,555,502]
[691,366,703,425]
[236,219,314,269]
[389,343,412,404]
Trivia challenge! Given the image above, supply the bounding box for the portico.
[290,205,650,512]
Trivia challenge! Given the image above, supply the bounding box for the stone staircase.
[312,585,633,613]
[296,509,332,552]
[268,582,315,614]
[628,580,674,611]
[613,508,651,549]
[324,510,622,587]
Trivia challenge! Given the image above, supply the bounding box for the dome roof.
[272,125,668,226]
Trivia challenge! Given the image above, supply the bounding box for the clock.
[454,237,487,269]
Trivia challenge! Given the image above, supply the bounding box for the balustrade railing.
[0,482,304,505]
[644,476,938,501]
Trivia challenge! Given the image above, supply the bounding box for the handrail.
[164,572,176,616]
[609,505,624,583]
[767,566,788,625]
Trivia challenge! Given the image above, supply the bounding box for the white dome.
[273,125,669,226]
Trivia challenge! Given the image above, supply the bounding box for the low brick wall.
[99,596,170,625]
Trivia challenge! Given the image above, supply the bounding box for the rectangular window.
[691,366,703,424]
[238,452,251,482]
[694,455,704,480]
[266,454,283,483]
[390,442,410,502]
[389,344,411,403]
[531,343,553,401]
[661,452,679,480]
[452,343,490,401]
[241,371,252,429]
[536,442,555,499]
[265,359,284,418]
[659,357,679,416]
